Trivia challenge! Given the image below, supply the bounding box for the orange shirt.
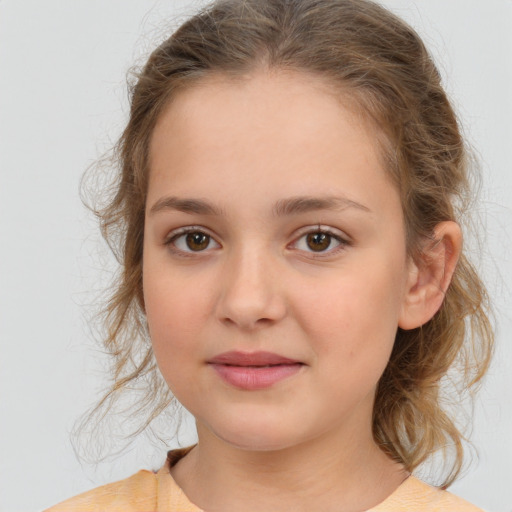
[45,448,483,512]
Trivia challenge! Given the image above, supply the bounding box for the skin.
[143,70,461,512]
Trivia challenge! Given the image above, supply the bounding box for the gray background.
[0,1,511,511]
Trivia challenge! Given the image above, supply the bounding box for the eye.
[165,227,220,254]
[293,228,349,255]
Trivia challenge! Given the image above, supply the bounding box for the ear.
[398,221,462,330]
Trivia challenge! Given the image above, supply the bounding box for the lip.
[208,351,304,390]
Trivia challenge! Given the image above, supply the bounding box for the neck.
[171,420,408,512]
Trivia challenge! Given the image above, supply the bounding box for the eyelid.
[164,225,221,256]
[162,224,351,258]
[289,225,351,256]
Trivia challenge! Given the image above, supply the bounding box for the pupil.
[307,232,331,251]
[186,232,209,251]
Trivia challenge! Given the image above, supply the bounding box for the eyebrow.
[148,195,371,217]
[272,196,371,216]
[149,196,224,216]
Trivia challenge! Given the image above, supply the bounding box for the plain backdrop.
[0,1,511,511]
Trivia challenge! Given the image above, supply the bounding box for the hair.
[84,0,493,487]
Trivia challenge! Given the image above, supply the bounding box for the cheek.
[143,265,209,368]
[143,278,210,406]
[295,261,404,367]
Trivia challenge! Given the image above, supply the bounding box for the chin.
[209,419,300,453]
[218,434,296,452]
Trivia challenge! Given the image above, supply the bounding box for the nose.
[215,247,287,331]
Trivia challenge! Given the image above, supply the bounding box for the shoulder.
[370,476,484,512]
[43,448,202,512]
[43,469,158,512]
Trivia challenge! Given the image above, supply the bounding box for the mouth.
[207,351,304,390]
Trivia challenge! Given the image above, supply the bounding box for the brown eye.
[185,232,210,251]
[306,232,332,252]
[293,228,346,255]
[168,229,220,254]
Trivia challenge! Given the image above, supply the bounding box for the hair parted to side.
[83,0,493,486]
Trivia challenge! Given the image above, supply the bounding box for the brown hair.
[85,0,493,486]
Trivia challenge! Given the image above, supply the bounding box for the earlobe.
[398,221,462,330]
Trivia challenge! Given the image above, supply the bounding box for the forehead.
[150,70,379,157]
[148,70,397,216]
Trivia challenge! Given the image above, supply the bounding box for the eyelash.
[163,225,351,258]
[164,226,220,258]
[291,226,350,257]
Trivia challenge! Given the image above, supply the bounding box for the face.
[143,71,413,452]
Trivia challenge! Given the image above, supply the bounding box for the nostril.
[220,314,276,330]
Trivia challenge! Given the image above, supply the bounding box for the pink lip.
[208,351,304,390]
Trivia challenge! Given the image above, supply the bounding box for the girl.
[46,0,494,510]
